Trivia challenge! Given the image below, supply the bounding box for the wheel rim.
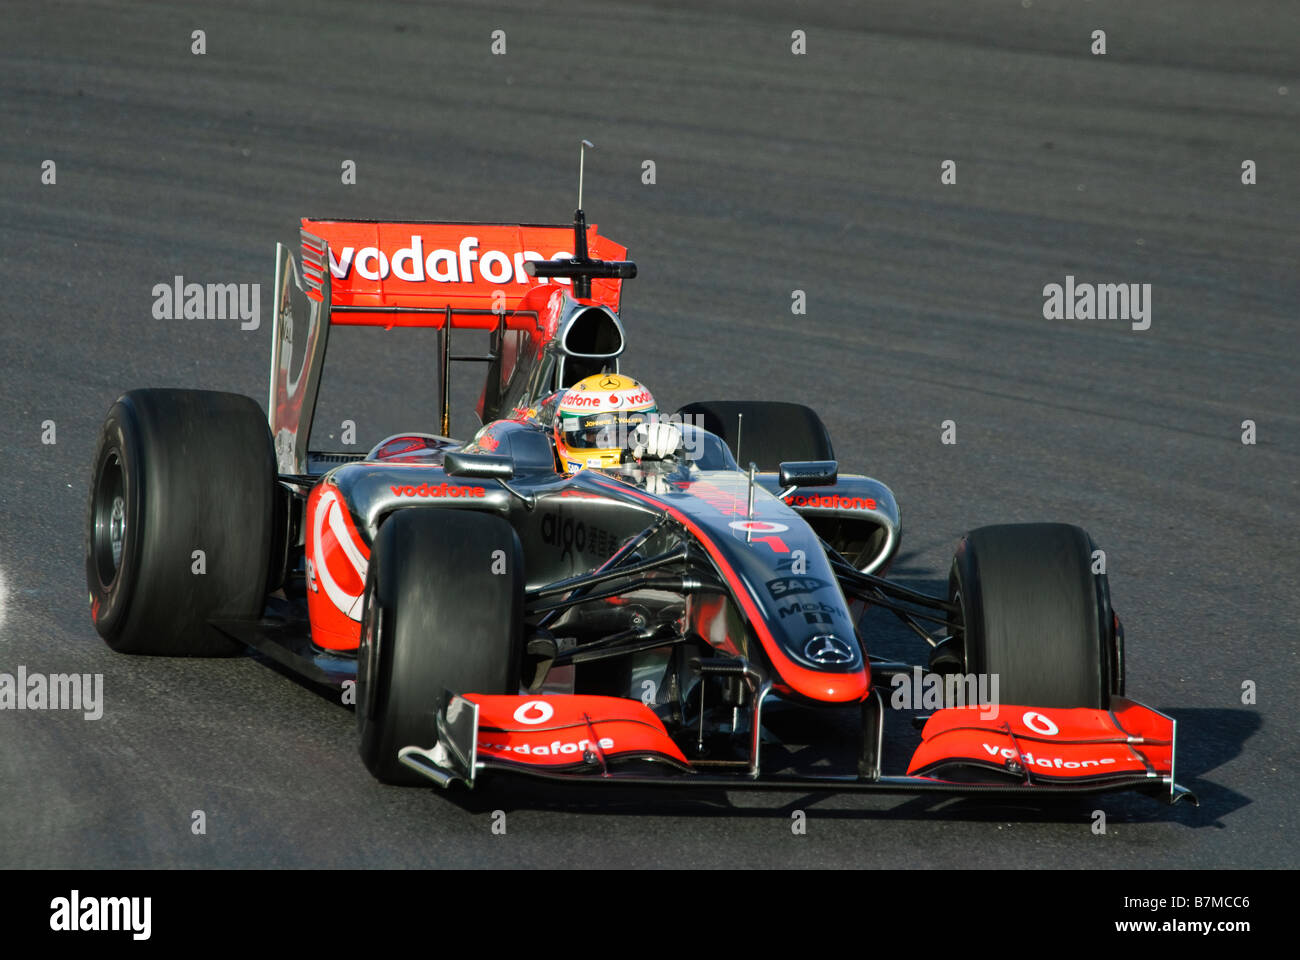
[359,579,382,722]
[950,586,968,669]
[92,451,127,589]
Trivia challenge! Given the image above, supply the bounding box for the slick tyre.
[949,523,1121,710]
[85,389,276,656]
[676,400,834,472]
[356,508,524,785]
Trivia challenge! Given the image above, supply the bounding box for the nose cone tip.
[786,667,871,703]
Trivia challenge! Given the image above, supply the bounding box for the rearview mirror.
[443,451,515,480]
[778,460,838,489]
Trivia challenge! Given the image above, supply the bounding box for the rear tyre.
[949,523,1120,709]
[676,400,833,472]
[85,389,275,656]
[356,509,524,785]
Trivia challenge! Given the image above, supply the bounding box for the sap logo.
[766,576,827,598]
[778,600,839,625]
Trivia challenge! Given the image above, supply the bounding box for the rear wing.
[300,219,627,321]
[269,219,628,473]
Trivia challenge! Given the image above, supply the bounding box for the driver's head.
[554,373,658,471]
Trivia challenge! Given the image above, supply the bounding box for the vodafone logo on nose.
[727,520,789,534]
[513,700,554,725]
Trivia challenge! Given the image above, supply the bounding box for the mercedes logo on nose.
[803,635,855,665]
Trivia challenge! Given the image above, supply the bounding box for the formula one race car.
[85,186,1195,807]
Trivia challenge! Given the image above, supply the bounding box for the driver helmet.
[554,373,658,471]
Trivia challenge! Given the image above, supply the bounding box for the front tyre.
[949,523,1121,709]
[357,508,524,785]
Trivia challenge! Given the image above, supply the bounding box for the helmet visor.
[561,409,657,450]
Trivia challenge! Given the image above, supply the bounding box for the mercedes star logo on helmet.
[803,635,855,665]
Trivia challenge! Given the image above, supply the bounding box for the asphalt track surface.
[0,1,1296,869]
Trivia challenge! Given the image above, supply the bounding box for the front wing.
[397,693,1197,805]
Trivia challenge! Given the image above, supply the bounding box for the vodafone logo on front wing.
[980,743,1118,769]
[329,235,573,286]
[513,700,554,725]
[1022,710,1060,736]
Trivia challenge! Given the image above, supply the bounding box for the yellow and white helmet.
[555,374,658,471]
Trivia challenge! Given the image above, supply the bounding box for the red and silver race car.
[85,194,1194,806]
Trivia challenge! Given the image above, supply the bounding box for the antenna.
[735,412,744,467]
[571,140,595,292]
[522,140,637,298]
[746,462,757,541]
[578,139,593,210]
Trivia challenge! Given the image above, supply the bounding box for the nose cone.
[777,637,871,703]
[781,669,871,702]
